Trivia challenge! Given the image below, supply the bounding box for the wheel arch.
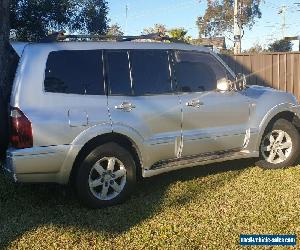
[261,110,300,133]
[256,107,300,152]
[69,132,143,185]
[255,112,300,168]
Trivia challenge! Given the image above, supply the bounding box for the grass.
[1,159,300,249]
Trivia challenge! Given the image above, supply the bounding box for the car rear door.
[105,49,182,167]
[173,50,251,157]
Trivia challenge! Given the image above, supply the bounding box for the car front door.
[106,49,182,167]
[173,50,251,157]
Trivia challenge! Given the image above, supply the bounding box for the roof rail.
[40,32,182,43]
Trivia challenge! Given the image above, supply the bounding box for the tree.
[143,24,168,36]
[197,0,262,37]
[0,0,14,158]
[168,28,190,42]
[143,24,190,42]
[10,0,74,41]
[106,24,124,37]
[0,0,11,98]
[268,39,292,52]
[72,0,109,35]
[10,0,109,41]
[243,42,264,53]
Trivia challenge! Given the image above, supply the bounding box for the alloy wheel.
[88,157,127,200]
[261,129,293,164]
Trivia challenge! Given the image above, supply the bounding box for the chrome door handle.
[115,102,136,112]
[186,99,204,108]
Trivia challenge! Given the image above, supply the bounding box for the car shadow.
[0,158,254,248]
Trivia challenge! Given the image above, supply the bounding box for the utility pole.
[234,0,241,54]
[278,5,287,39]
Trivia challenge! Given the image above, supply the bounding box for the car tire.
[75,142,136,208]
[256,118,300,169]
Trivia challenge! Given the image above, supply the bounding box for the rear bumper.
[2,156,18,182]
[4,145,73,184]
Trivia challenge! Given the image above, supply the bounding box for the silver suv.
[3,37,300,208]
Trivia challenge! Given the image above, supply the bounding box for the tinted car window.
[106,51,132,95]
[174,51,228,92]
[44,50,104,95]
[130,50,172,95]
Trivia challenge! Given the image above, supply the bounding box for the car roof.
[24,41,211,53]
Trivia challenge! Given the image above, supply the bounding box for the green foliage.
[106,24,124,37]
[142,24,168,36]
[143,24,190,42]
[10,0,109,41]
[10,0,73,41]
[197,0,262,37]
[72,0,109,35]
[243,42,265,53]
[268,39,293,52]
[168,28,190,42]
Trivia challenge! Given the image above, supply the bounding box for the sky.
[107,0,300,51]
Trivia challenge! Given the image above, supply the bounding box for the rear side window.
[106,51,132,96]
[130,50,172,95]
[174,51,228,92]
[44,50,104,95]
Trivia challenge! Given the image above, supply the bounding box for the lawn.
[1,159,300,249]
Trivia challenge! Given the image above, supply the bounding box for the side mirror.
[235,73,247,91]
[217,78,234,92]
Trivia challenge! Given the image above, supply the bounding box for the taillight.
[10,107,33,149]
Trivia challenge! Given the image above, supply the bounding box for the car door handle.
[186,99,204,108]
[115,102,136,112]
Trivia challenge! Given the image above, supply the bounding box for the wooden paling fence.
[221,52,300,101]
